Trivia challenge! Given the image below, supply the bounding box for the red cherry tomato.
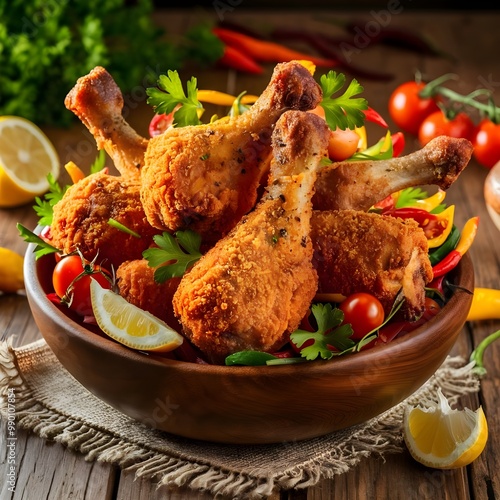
[148,112,175,137]
[327,128,360,161]
[339,292,385,340]
[472,119,500,169]
[388,81,440,135]
[52,255,112,317]
[418,111,475,147]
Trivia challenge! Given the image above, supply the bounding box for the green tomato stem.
[419,73,500,123]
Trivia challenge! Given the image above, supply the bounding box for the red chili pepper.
[383,207,438,225]
[432,216,479,278]
[391,131,405,157]
[270,28,394,81]
[213,27,337,67]
[363,107,388,128]
[218,44,263,74]
[343,20,446,57]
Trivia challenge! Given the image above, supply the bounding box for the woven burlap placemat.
[0,338,480,499]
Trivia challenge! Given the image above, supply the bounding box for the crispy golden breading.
[116,259,181,329]
[50,171,160,270]
[140,61,322,245]
[173,111,330,363]
[311,210,433,319]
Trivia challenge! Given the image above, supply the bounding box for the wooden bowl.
[24,247,474,444]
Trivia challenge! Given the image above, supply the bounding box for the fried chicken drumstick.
[172,111,330,363]
[311,210,433,319]
[141,61,322,245]
[50,171,160,270]
[313,135,473,211]
[65,66,148,178]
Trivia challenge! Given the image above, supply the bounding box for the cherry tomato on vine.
[339,292,385,340]
[52,255,112,317]
[418,111,475,147]
[472,119,500,169]
[388,81,440,136]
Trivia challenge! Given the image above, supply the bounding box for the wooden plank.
[0,426,116,500]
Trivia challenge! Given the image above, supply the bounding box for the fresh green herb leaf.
[229,91,251,118]
[225,351,278,366]
[319,71,368,131]
[146,70,203,127]
[349,131,393,161]
[107,219,141,238]
[143,230,202,282]
[290,303,355,361]
[33,173,69,226]
[17,223,60,259]
[395,187,429,208]
[90,149,107,174]
[0,2,222,127]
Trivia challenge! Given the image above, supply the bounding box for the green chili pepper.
[225,350,278,366]
[428,225,460,266]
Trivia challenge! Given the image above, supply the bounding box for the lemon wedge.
[0,116,60,207]
[403,388,488,469]
[0,247,24,293]
[90,279,184,353]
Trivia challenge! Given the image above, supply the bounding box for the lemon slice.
[90,279,184,353]
[0,116,60,207]
[403,388,488,469]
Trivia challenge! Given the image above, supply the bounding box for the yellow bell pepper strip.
[412,189,447,212]
[432,216,479,278]
[355,125,367,151]
[196,90,259,106]
[425,205,455,248]
[64,161,86,184]
[467,288,500,321]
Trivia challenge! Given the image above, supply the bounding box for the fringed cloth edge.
[0,339,480,500]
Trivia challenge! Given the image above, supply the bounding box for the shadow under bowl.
[24,246,474,444]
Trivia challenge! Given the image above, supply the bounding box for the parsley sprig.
[290,303,355,360]
[33,173,69,227]
[146,70,203,127]
[143,230,202,283]
[319,71,368,131]
[17,224,60,259]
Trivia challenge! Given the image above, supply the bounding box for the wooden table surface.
[1,8,500,500]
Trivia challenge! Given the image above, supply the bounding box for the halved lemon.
[90,279,184,353]
[0,116,60,207]
[403,388,488,469]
